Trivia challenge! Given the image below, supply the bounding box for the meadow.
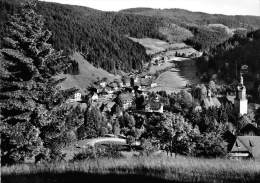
[2,154,260,183]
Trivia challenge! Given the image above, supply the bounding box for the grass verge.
[2,155,260,183]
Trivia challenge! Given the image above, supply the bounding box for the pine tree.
[0,0,82,165]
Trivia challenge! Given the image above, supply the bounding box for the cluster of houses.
[68,74,164,116]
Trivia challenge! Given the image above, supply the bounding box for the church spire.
[240,73,244,86]
[235,72,248,116]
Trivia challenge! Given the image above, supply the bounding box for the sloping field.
[129,37,200,56]
[129,37,171,55]
[57,52,119,92]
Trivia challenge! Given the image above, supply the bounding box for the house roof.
[238,116,252,130]
[230,136,260,159]
[147,101,162,111]
[202,97,221,109]
[120,93,134,103]
[106,102,116,110]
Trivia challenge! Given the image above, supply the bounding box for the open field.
[129,37,199,55]
[2,155,260,183]
[149,58,199,93]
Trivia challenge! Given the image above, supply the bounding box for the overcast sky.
[41,0,260,16]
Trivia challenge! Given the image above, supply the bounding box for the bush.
[73,144,122,161]
[140,138,160,156]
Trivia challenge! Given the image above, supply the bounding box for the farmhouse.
[201,89,221,109]
[100,81,107,88]
[119,93,134,110]
[91,92,99,101]
[229,136,260,160]
[67,92,82,103]
[74,92,82,102]
[145,102,164,113]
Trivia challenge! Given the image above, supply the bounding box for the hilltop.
[120,8,260,29]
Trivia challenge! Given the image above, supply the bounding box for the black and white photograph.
[1,0,260,182]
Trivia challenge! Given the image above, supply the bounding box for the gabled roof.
[120,93,134,103]
[230,136,260,159]
[238,116,252,130]
[202,97,221,109]
[147,101,162,111]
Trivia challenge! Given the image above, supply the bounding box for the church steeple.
[235,73,248,116]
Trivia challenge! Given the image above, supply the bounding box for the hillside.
[0,0,152,72]
[121,8,260,50]
[1,1,260,73]
[56,52,119,92]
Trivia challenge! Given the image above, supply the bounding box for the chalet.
[100,81,107,88]
[125,81,131,87]
[102,101,116,113]
[146,102,164,113]
[67,92,82,103]
[120,93,134,110]
[229,136,260,160]
[91,92,99,101]
[74,92,82,101]
[201,89,221,109]
[99,89,113,100]
[144,75,152,79]
[134,77,140,83]
[150,82,158,88]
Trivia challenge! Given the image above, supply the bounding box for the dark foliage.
[0,0,154,72]
[0,0,83,165]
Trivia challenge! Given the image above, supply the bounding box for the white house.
[150,82,158,88]
[100,81,107,88]
[91,93,99,101]
[74,92,82,102]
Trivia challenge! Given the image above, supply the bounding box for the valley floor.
[2,154,260,183]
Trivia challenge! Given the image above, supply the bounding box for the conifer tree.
[0,0,82,165]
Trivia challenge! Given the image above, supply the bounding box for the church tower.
[234,74,248,116]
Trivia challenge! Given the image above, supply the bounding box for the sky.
[41,0,260,16]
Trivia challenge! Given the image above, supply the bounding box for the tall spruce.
[0,0,83,165]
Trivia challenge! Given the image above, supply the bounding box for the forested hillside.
[197,29,260,100]
[121,8,260,51]
[199,30,260,76]
[1,1,260,73]
[0,0,157,72]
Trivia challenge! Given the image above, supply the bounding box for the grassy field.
[128,37,199,56]
[149,58,199,93]
[2,154,260,183]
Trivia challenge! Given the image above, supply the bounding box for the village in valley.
[1,0,260,182]
[67,47,260,161]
